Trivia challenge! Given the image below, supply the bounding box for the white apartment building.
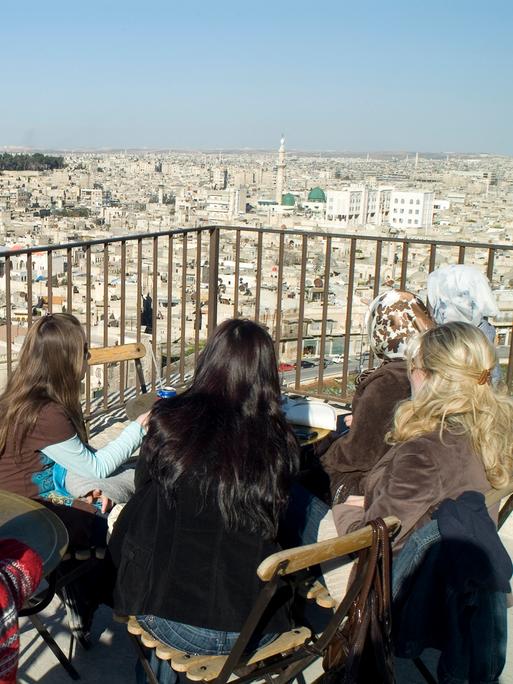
[389,190,434,229]
[325,186,392,226]
[205,188,246,222]
[211,167,227,190]
[80,187,104,208]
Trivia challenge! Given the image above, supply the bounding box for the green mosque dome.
[307,187,326,202]
[281,193,296,206]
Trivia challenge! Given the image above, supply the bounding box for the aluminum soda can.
[157,387,177,399]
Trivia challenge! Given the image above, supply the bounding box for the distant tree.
[0,153,65,171]
[52,207,90,218]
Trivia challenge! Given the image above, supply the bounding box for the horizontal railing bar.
[3,223,513,405]
[2,226,513,259]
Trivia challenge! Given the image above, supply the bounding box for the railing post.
[5,257,12,379]
[207,227,220,337]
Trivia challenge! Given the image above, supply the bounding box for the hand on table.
[84,489,113,515]
[136,410,151,431]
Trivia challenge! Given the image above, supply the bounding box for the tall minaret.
[275,135,286,203]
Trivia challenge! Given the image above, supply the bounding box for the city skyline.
[2,0,513,154]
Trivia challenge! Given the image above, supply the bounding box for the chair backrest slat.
[88,342,146,366]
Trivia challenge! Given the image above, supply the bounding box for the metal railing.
[1,226,512,414]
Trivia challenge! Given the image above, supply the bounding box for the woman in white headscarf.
[427,264,501,385]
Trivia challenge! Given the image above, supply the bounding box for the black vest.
[109,469,290,633]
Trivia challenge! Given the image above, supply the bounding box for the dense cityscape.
[1,142,513,396]
[2,0,513,680]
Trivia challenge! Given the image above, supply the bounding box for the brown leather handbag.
[321,518,395,684]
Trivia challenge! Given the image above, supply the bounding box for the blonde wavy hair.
[0,313,88,459]
[388,321,513,489]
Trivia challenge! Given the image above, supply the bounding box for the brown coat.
[0,402,99,548]
[0,403,74,499]
[332,430,492,552]
[321,360,410,500]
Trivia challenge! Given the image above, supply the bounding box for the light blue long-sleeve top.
[42,422,145,495]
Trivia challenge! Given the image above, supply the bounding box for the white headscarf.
[427,264,498,327]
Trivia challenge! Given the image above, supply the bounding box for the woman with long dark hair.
[109,319,299,681]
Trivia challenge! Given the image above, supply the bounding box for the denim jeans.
[391,520,441,600]
[280,482,330,548]
[135,615,276,684]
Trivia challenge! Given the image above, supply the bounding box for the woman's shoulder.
[39,401,72,423]
[390,430,472,460]
[33,402,76,444]
[359,360,408,386]
[355,360,409,403]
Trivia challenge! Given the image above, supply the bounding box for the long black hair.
[142,319,299,540]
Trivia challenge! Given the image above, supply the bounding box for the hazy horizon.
[2,0,513,154]
[0,147,509,159]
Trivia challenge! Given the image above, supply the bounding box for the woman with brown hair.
[0,313,146,542]
[0,313,148,643]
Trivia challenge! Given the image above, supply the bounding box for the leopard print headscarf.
[366,290,434,361]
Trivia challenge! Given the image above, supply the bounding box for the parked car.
[329,354,344,364]
[297,360,315,369]
[278,362,295,372]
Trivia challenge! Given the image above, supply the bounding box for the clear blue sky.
[1,0,512,153]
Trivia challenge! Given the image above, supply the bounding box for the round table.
[126,393,331,447]
[126,393,332,446]
[295,426,331,447]
[125,391,159,421]
[0,490,69,576]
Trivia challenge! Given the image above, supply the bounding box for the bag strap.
[349,522,379,653]
[354,521,380,613]
[342,522,381,667]
[374,518,393,632]
[343,519,394,683]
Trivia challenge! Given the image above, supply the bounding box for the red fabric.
[0,540,43,684]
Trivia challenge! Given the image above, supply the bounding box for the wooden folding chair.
[86,342,148,429]
[126,515,401,684]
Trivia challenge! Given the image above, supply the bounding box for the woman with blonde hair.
[317,321,513,602]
